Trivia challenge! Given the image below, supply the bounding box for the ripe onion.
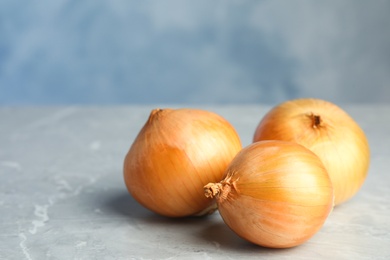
[204,141,334,248]
[124,108,242,217]
[253,98,370,205]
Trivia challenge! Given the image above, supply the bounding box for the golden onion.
[253,98,370,205]
[205,140,334,248]
[124,108,242,217]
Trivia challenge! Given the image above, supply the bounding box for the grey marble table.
[1,105,389,260]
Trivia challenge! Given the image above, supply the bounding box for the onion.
[124,108,242,217]
[253,98,370,205]
[204,141,334,248]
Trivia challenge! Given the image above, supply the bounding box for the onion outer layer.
[205,140,334,248]
[124,108,242,217]
[253,98,370,205]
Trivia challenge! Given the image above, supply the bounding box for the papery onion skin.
[253,98,370,205]
[124,108,242,218]
[205,141,334,248]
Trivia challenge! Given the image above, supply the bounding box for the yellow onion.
[253,98,370,205]
[124,108,242,217]
[204,140,334,248]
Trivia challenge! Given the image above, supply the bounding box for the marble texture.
[0,105,389,259]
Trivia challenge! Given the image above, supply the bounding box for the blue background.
[1,0,389,105]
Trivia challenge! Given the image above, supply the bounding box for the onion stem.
[204,183,223,198]
[310,113,321,128]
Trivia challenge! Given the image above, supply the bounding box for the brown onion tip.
[148,108,163,121]
[309,113,322,128]
[204,183,222,198]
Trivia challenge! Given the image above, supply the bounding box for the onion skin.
[205,141,334,248]
[124,108,242,218]
[253,98,370,205]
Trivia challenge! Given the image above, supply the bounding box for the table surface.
[1,105,389,260]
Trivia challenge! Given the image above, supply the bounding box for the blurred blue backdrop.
[1,0,389,105]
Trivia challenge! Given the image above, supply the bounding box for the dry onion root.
[204,140,334,248]
[253,98,370,205]
[124,108,242,217]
